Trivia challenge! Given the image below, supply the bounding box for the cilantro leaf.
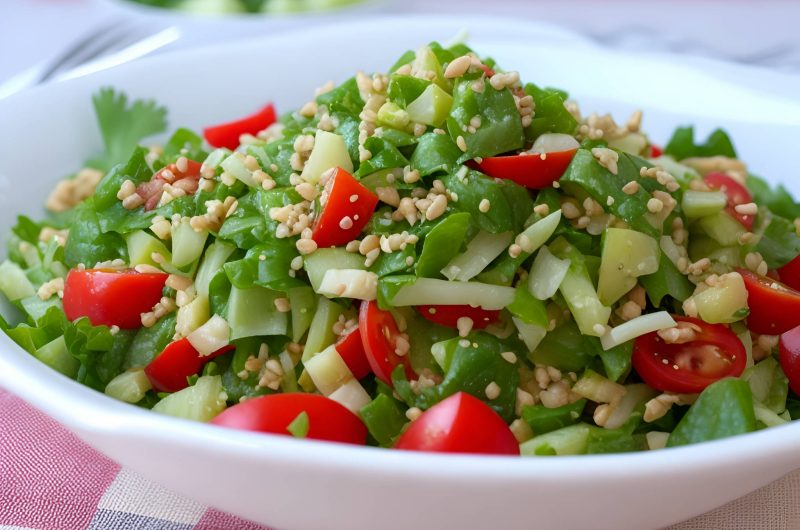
[663,126,737,160]
[88,88,168,171]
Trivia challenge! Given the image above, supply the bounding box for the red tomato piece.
[417,305,500,330]
[703,172,754,230]
[311,167,378,248]
[779,325,800,395]
[144,338,234,393]
[394,392,519,455]
[358,300,415,386]
[739,269,800,335]
[335,326,371,380]
[137,158,203,211]
[211,393,367,445]
[203,103,277,150]
[476,149,577,189]
[63,269,168,329]
[632,316,746,394]
[649,144,663,158]
[778,255,800,292]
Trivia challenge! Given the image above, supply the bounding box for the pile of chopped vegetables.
[4,41,800,456]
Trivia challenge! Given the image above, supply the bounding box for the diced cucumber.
[607,132,647,156]
[692,272,749,324]
[171,218,208,268]
[550,239,611,337]
[288,286,317,342]
[754,402,788,427]
[600,311,676,351]
[520,423,591,456]
[328,378,372,414]
[742,356,788,413]
[279,350,299,393]
[528,246,570,300]
[303,344,353,395]
[152,375,227,422]
[377,102,411,130]
[318,269,378,300]
[300,130,353,183]
[442,230,513,281]
[688,237,742,267]
[512,317,547,352]
[517,210,563,256]
[227,286,288,340]
[303,297,345,361]
[105,369,152,404]
[18,242,40,268]
[412,45,447,89]
[126,230,171,268]
[572,369,627,405]
[597,228,659,306]
[406,84,453,127]
[34,335,79,377]
[646,431,670,450]
[0,260,36,301]
[187,314,230,356]
[698,211,746,246]
[175,294,210,338]
[648,155,700,184]
[221,152,258,187]
[20,295,62,323]
[304,247,366,292]
[202,147,230,170]
[603,384,657,430]
[390,278,516,310]
[195,241,236,297]
[682,190,727,219]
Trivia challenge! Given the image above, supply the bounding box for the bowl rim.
[1,13,800,486]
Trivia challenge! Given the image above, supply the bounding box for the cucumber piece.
[516,210,562,256]
[377,102,411,130]
[528,246,570,300]
[742,356,788,413]
[390,278,516,310]
[195,241,236,297]
[34,335,79,377]
[105,368,152,404]
[603,383,657,430]
[412,45,447,89]
[0,260,36,301]
[318,269,378,300]
[187,314,230,356]
[406,84,453,127]
[600,311,676,350]
[698,211,746,247]
[520,423,591,456]
[171,219,208,268]
[20,295,62,323]
[288,286,317,342]
[175,294,210,338]
[607,132,647,156]
[550,238,611,337]
[688,236,743,267]
[227,286,288,340]
[572,369,627,405]
[442,230,513,281]
[126,230,171,268]
[303,297,345,361]
[692,272,749,324]
[300,130,354,184]
[512,317,547,352]
[152,375,227,422]
[597,228,659,306]
[303,344,353,395]
[304,247,366,292]
[328,378,372,414]
[279,350,299,393]
[682,190,727,219]
[221,152,258,187]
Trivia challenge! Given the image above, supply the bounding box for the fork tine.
[39,20,135,82]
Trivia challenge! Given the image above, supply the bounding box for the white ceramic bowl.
[2,16,800,530]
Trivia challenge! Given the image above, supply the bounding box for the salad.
[3,40,800,457]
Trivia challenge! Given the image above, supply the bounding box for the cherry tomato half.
[704,172,754,230]
[632,316,746,394]
[476,149,577,189]
[137,158,202,211]
[358,300,415,386]
[203,103,277,150]
[211,393,367,445]
[144,338,234,393]
[779,325,800,396]
[63,269,168,329]
[311,167,378,249]
[334,326,371,380]
[778,255,800,292]
[394,392,519,455]
[739,269,800,335]
[417,305,500,330]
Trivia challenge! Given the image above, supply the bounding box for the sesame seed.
[485,382,501,400]
[405,407,423,421]
[533,204,550,216]
[274,297,291,313]
[501,351,517,364]
[456,316,474,337]
[479,198,491,213]
[647,198,664,213]
[296,238,318,255]
[592,323,607,335]
[349,194,359,203]
[339,216,354,230]
[444,55,472,79]
[508,244,522,258]
[456,135,467,152]
[622,181,640,195]
[734,202,758,216]
[606,196,615,206]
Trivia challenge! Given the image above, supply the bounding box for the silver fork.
[0,19,181,99]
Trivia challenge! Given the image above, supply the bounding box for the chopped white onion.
[600,311,677,351]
